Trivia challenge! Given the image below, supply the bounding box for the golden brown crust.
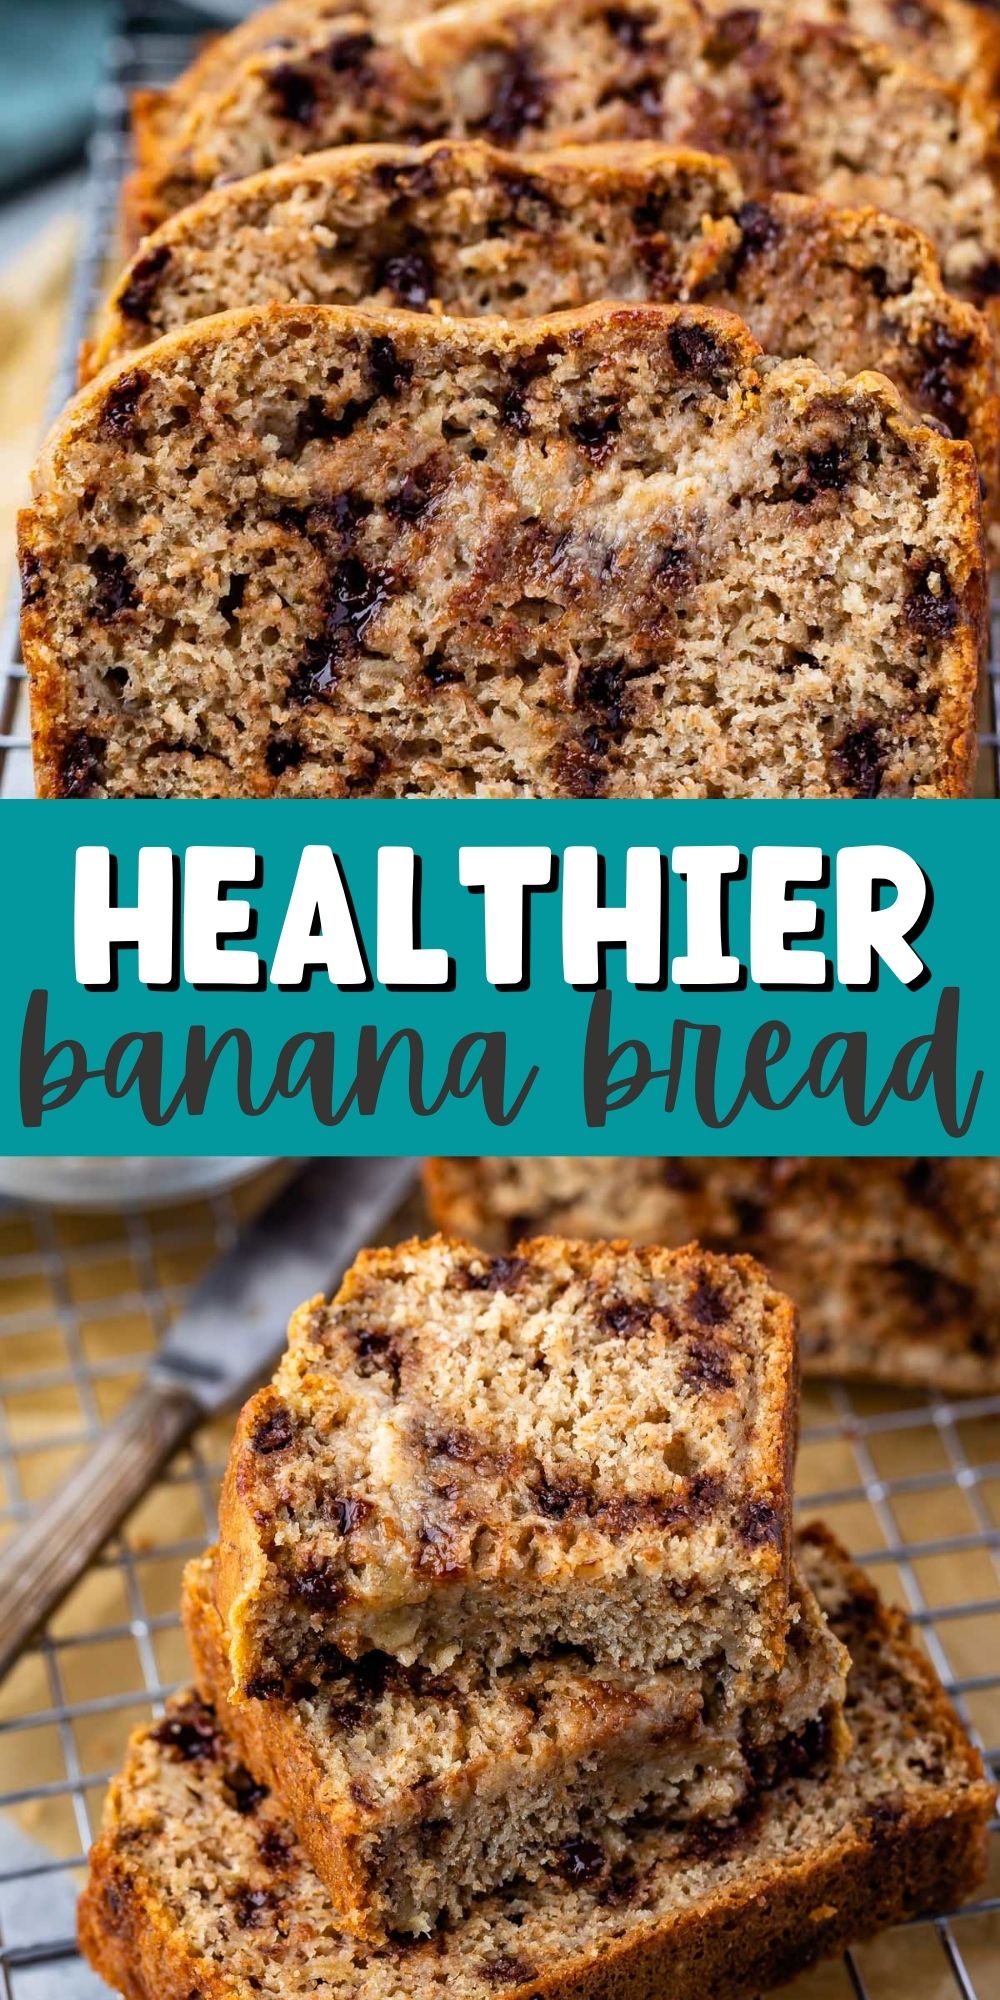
[20,300,986,802]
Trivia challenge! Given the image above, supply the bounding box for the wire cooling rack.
[0,0,999,798]
[0,1171,997,2000]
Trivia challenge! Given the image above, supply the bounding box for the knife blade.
[0,1154,420,1684]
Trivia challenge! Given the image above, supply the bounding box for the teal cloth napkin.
[0,1,253,196]
[0,1,114,194]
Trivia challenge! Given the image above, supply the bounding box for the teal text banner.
[1,800,995,1155]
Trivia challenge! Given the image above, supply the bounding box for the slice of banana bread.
[124,0,1000,314]
[21,301,985,801]
[88,141,1000,524]
[426,1159,1000,1393]
[188,1547,846,1938]
[185,1544,847,1939]
[216,1235,798,1691]
[78,1526,994,2000]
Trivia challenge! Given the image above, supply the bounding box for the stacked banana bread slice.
[80,1239,991,1992]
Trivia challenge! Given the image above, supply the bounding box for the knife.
[0,1154,419,1686]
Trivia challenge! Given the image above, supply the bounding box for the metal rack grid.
[0,1175,997,2000]
[0,1,999,797]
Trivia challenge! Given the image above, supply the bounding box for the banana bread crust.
[215,1235,799,1691]
[426,1159,1000,1393]
[88,140,1000,528]
[21,300,985,801]
[78,1526,994,2000]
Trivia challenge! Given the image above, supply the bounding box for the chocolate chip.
[327,29,375,72]
[258,1825,294,1868]
[351,1325,402,1389]
[656,544,697,592]
[223,1765,270,1816]
[462,1254,530,1292]
[499,170,560,226]
[89,547,138,620]
[501,383,532,435]
[668,319,729,386]
[685,1470,725,1521]
[482,44,548,143]
[233,1885,274,1930]
[58,730,103,799]
[99,368,148,440]
[905,563,959,641]
[267,62,319,123]
[603,1298,647,1336]
[481,1954,535,1986]
[19,548,44,607]
[372,246,435,311]
[604,7,655,48]
[151,1703,220,1762]
[330,1495,373,1534]
[264,736,305,778]
[739,1498,783,1547]
[297,1560,345,1613]
[535,1476,586,1520]
[915,324,975,441]
[245,1673,285,1701]
[251,1406,295,1454]
[575,661,629,736]
[288,558,388,699]
[688,1277,729,1327]
[570,405,621,461]
[118,244,172,325]
[683,1337,735,1391]
[833,720,886,798]
[367,334,412,399]
[733,199,782,263]
[804,443,851,491]
[558,1837,607,1883]
[387,455,447,522]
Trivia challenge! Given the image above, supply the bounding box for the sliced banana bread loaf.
[78,1526,994,2000]
[124,0,1000,314]
[21,302,984,800]
[185,1545,847,1939]
[90,141,1000,523]
[426,1158,1000,1393]
[216,1235,798,1691]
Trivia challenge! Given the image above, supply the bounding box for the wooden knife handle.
[0,1379,199,1685]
